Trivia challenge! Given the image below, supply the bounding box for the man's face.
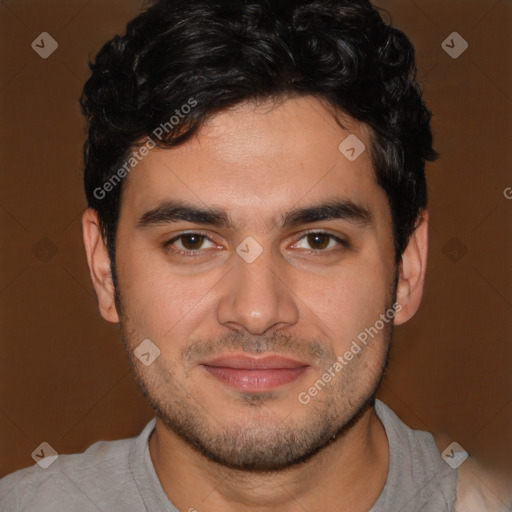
[113,96,397,471]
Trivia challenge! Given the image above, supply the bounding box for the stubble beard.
[112,253,397,472]
[118,316,393,473]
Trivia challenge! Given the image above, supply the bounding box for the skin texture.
[82,95,428,511]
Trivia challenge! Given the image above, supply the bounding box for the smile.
[201,355,310,392]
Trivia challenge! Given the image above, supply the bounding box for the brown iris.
[306,233,330,250]
[180,234,206,250]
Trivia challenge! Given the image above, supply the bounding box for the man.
[0,0,504,511]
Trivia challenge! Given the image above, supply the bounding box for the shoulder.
[374,400,512,512]
[0,434,140,512]
[375,399,454,475]
[374,399,458,510]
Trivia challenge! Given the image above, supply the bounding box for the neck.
[149,406,389,512]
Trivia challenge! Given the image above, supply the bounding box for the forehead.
[119,95,387,228]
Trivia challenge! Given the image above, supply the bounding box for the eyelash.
[162,230,349,257]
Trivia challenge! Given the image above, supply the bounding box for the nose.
[216,244,299,336]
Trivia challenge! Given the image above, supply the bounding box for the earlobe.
[394,210,429,326]
[81,208,120,323]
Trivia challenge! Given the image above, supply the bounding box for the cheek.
[117,248,224,338]
[298,259,390,345]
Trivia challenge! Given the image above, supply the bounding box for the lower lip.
[202,366,309,392]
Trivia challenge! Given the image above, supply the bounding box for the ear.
[82,208,120,323]
[394,209,428,326]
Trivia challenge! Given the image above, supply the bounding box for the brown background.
[1,0,511,503]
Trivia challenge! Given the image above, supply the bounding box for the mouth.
[201,355,310,392]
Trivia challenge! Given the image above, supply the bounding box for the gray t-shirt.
[0,400,458,511]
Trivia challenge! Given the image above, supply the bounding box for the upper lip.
[201,355,310,370]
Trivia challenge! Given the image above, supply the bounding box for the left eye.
[293,232,345,251]
[166,233,216,252]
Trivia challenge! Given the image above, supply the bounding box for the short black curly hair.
[81,0,437,275]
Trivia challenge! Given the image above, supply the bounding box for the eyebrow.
[136,198,373,230]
